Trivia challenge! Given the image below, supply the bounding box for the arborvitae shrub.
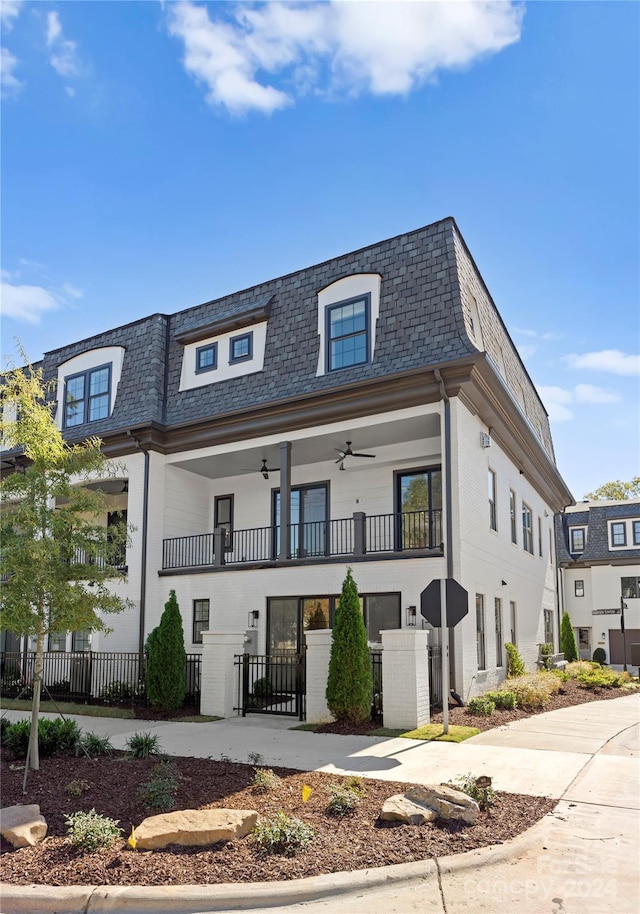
[505,642,525,677]
[146,590,186,711]
[560,612,579,663]
[325,568,372,723]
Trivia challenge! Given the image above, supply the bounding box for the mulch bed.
[0,752,553,886]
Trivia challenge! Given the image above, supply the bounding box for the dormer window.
[64,364,111,428]
[229,332,253,364]
[327,296,369,371]
[196,343,217,374]
[569,526,586,554]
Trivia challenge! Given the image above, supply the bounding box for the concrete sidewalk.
[1,694,639,913]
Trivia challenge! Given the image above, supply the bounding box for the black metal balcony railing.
[162,509,442,571]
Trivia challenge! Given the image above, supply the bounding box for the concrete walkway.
[1,694,639,913]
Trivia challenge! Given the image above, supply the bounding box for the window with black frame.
[396,467,442,550]
[192,599,210,644]
[64,364,111,428]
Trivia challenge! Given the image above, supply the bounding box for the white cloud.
[573,384,620,405]
[0,1,23,31]
[537,386,574,422]
[166,0,524,115]
[1,277,83,324]
[537,382,621,422]
[516,343,537,360]
[1,45,21,97]
[513,327,538,338]
[564,349,640,377]
[46,10,80,78]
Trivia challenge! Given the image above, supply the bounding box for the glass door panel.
[267,598,299,653]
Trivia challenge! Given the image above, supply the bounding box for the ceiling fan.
[335,441,376,470]
[260,459,278,480]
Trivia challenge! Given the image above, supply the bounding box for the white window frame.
[476,593,486,671]
[522,503,534,554]
[509,490,517,544]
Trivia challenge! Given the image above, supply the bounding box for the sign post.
[420,578,469,735]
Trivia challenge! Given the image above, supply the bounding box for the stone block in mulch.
[380,784,479,826]
[1,804,48,847]
[134,808,259,850]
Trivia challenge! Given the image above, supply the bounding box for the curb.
[0,809,554,914]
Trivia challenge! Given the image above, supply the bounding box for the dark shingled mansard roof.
[34,218,554,460]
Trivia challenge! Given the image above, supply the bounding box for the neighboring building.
[1,218,573,701]
[556,499,640,665]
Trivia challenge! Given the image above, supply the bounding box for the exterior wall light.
[406,605,417,626]
[248,610,260,628]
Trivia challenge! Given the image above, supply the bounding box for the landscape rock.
[134,808,258,850]
[406,784,479,824]
[380,795,438,825]
[0,804,48,847]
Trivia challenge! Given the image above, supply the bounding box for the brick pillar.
[304,629,334,723]
[200,631,247,718]
[380,629,430,729]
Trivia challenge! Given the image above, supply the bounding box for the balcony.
[161,509,442,572]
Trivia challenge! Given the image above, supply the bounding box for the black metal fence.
[371,650,383,722]
[235,652,306,720]
[428,644,443,711]
[0,651,201,709]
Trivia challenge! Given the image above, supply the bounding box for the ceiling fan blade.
[351,452,376,458]
[335,456,345,464]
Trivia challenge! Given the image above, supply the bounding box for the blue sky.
[1,0,638,500]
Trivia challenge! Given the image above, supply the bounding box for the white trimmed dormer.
[316,274,382,377]
[56,347,125,431]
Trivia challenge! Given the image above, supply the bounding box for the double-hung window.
[522,503,533,554]
[509,490,517,544]
[488,469,497,531]
[575,580,585,597]
[634,521,640,546]
[494,598,503,667]
[193,599,210,644]
[610,522,627,547]
[326,296,369,371]
[64,365,111,428]
[476,594,486,670]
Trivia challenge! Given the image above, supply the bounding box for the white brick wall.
[304,629,333,723]
[200,631,246,717]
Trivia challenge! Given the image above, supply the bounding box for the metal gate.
[235,652,306,720]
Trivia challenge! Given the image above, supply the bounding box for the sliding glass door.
[273,484,328,558]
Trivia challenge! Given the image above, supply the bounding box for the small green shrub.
[65,809,122,851]
[99,680,135,704]
[344,776,366,797]
[252,677,273,698]
[65,778,91,797]
[467,696,496,716]
[138,760,178,811]
[125,731,162,759]
[487,690,517,710]
[326,786,360,817]
[560,612,579,663]
[251,812,316,856]
[2,719,30,756]
[592,648,607,665]
[505,642,525,677]
[76,732,114,758]
[252,767,281,792]
[0,716,10,743]
[453,773,495,811]
[38,718,81,756]
[3,717,80,758]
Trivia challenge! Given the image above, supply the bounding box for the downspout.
[127,431,150,667]
[433,369,455,689]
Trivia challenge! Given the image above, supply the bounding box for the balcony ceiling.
[171,413,440,480]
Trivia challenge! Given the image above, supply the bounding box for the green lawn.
[291,721,479,742]
[0,699,220,723]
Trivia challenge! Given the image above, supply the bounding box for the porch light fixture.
[406,605,417,626]
[248,610,259,628]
